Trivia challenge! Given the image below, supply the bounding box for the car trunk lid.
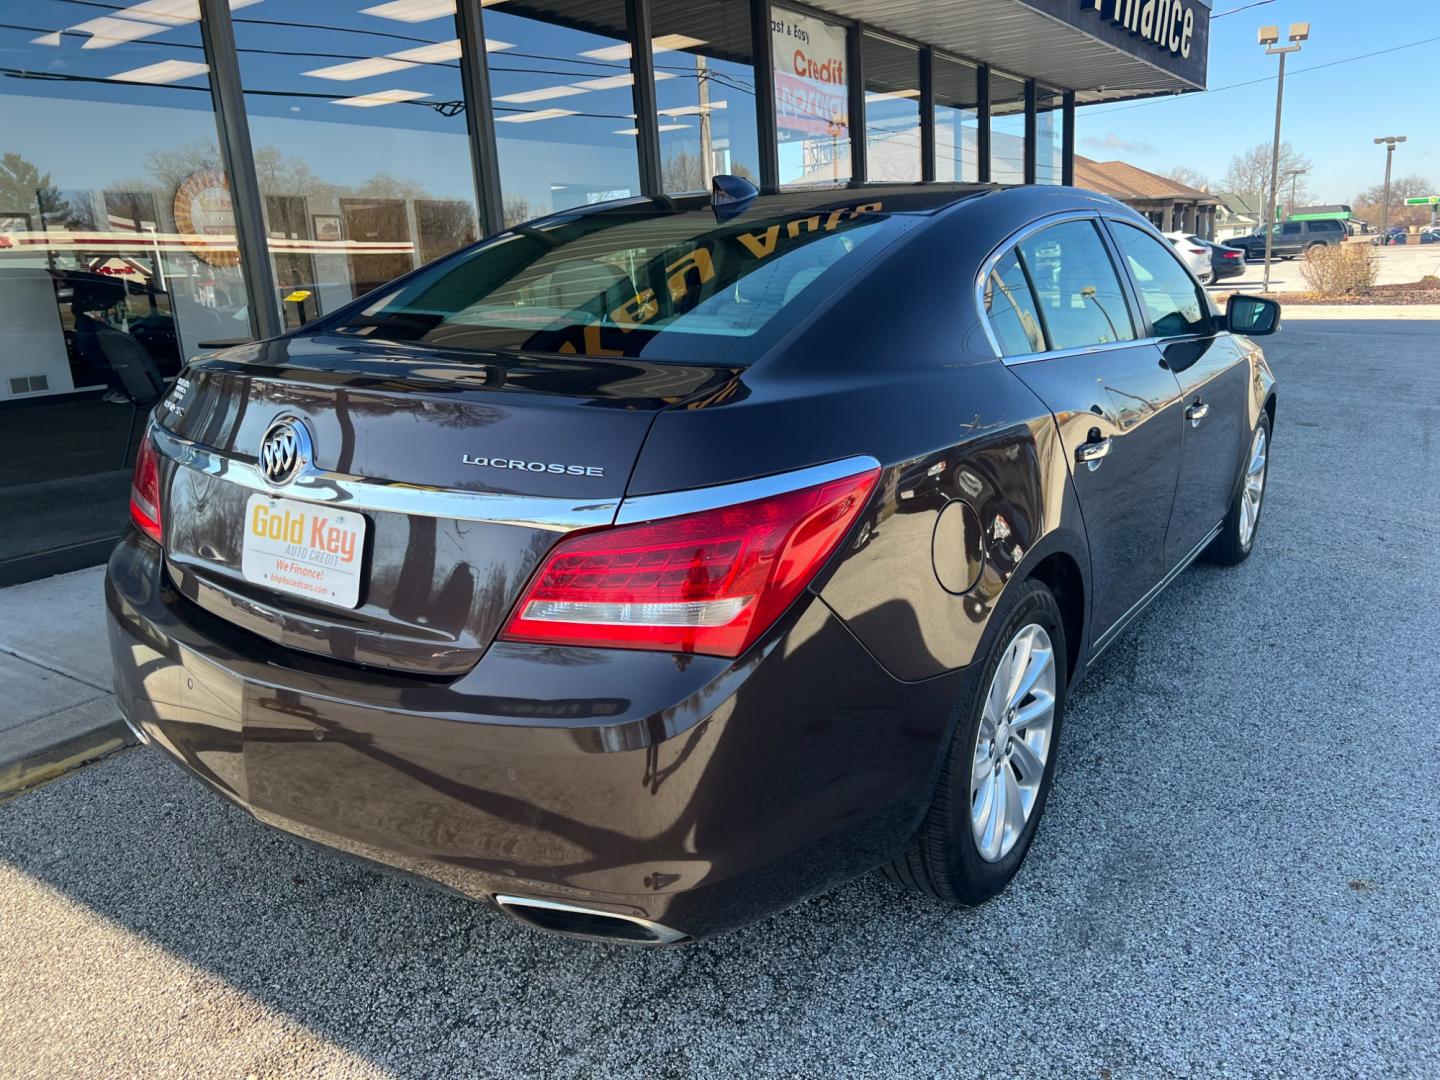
[155,334,735,675]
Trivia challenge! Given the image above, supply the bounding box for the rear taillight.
[129,430,162,545]
[500,466,880,658]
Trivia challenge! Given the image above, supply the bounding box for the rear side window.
[320,198,897,364]
[1281,223,1302,236]
[1110,223,1210,338]
[982,250,1045,355]
[1015,220,1134,349]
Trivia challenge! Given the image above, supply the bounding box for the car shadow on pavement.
[2,316,1438,1078]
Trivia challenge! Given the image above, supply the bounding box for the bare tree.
[0,152,80,228]
[1160,165,1210,192]
[503,195,535,229]
[1222,141,1312,218]
[1353,174,1435,229]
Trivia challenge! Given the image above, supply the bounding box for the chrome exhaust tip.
[495,895,689,945]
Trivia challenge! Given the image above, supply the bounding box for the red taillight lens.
[129,430,163,545]
[500,467,880,658]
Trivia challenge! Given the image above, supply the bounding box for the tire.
[885,578,1067,904]
[1304,242,1325,255]
[1205,412,1271,566]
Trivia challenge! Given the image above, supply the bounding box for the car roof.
[522,182,1139,235]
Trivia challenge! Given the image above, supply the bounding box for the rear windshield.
[320,196,901,365]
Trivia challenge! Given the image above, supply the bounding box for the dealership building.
[1,0,1210,583]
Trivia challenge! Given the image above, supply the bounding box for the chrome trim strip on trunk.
[150,424,620,532]
[614,455,882,526]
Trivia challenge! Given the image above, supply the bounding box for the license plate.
[240,493,367,609]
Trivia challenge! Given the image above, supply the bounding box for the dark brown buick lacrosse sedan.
[108,181,1279,944]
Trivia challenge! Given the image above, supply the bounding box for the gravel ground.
[3,313,1439,1079]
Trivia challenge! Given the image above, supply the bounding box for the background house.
[1215,192,1262,240]
[1074,156,1219,238]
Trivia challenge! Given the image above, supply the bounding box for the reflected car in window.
[107,183,1280,944]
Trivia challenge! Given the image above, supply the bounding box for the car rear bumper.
[106,529,963,941]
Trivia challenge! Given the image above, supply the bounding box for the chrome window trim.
[614,455,882,526]
[974,209,1209,367]
[150,424,619,532]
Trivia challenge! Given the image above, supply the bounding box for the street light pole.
[1373,136,1406,237]
[1258,22,1307,294]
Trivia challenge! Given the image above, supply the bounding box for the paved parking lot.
[1214,242,1440,293]
[2,312,1438,1079]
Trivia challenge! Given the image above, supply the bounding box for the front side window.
[1281,223,1302,236]
[982,250,1045,355]
[1016,221,1134,349]
[1110,224,1209,339]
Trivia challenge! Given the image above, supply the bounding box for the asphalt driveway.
[2,312,1438,1079]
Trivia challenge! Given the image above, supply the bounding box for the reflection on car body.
[108,181,1280,944]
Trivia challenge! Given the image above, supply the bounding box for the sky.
[1073,0,1440,204]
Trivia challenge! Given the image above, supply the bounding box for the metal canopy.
[811,0,1208,102]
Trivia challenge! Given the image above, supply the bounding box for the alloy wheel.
[1239,426,1267,547]
[970,623,1056,863]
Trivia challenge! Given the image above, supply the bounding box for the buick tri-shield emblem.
[258,417,310,485]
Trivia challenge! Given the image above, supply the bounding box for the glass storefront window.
[232,3,478,329]
[0,0,249,569]
[484,1,640,226]
[771,6,851,187]
[934,54,978,183]
[1035,86,1064,185]
[989,70,1026,184]
[651,0,760,192]
[861,34,920,182]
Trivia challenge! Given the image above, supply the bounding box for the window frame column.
[1023,79,1037,185]
[198,0,280,341]
[919,46,935,183]
[1062,90,1076,186]
[846,20,866,183]
[457,0,504,236]
[750,0,781,191]
[626,0,664,196]
[976,64,991,183]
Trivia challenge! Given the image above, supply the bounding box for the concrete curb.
[0,566,133,797]
[0,721,133,798]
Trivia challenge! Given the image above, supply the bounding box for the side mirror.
[1226,294,1281,336]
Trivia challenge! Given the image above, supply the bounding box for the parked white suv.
[1163,231,1214,285]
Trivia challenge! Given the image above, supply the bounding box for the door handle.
[1075,433,1113,471]
[1185,400,1210,427]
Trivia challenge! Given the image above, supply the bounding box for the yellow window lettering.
[736,225,781,259]
[665,249,715,303]
[611,289,659,330]
[563,324,624,357]
[786,215,823,238]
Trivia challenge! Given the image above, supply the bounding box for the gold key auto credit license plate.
[240,494,367,609]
